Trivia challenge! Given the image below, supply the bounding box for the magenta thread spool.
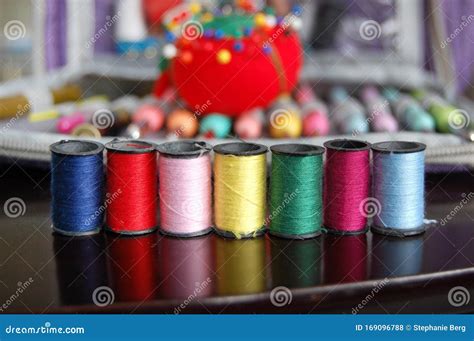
[323,139,371,235]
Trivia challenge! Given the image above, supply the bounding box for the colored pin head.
[199,113,232,138]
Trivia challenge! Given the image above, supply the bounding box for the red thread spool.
[323,139,371,234]
[105,140,158,235]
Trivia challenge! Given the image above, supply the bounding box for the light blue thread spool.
[330,87,368,134]
[371,141,426,237]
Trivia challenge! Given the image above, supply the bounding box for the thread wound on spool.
[157,141,213,237]
[323,139,371,235]
[50,140,104,236]
[269,144,324,239]
[213,142,268,239]
[105,140,158,235]
[371,141,427,237]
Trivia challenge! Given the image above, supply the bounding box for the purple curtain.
[440,0,474,94]
[45,0,66,70]
[93,0,116,54]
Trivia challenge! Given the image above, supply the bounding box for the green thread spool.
[412,90,456,133]
[269,144,324,239]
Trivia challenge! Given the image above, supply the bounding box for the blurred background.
[0,0,472,94]
[0,0,473,168]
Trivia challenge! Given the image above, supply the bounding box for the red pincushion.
[169,28,302,116]
[143,0,182,26]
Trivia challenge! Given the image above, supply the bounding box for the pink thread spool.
[323,139,371,235]
[360,85,398,132]
[157,141,213,237]
[56,112,86,134]
[295,84,330,136]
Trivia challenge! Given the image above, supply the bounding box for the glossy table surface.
[0,165,473,313]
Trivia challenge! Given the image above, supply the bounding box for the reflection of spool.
[54,234,108,305]
[215,237,266,295]
[213,143,268,239]
[371,234,424,278]
[269,237,322,288]
[106,233,158,302]
[323,234,368,284]
[158,235,214,299]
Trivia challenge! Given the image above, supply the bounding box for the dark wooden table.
[0,164,473,314]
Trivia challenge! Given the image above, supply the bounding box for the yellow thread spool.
[213,143,268,239]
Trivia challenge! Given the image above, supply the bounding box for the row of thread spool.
[50,139,427,239]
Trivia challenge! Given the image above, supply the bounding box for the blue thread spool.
[371,141,426,237]
[50,140,105,236]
